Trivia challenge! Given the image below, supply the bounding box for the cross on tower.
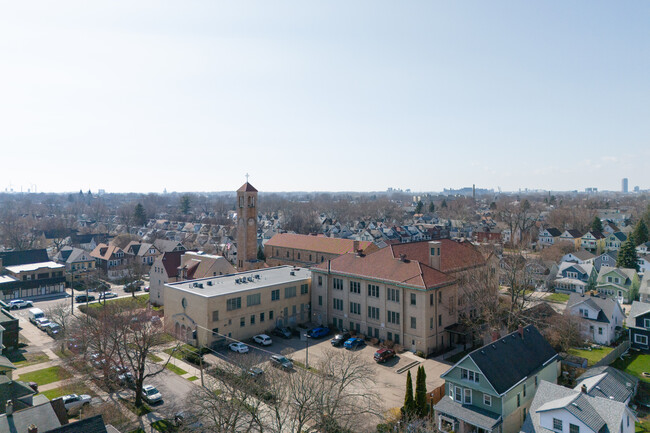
[245,173,249,182]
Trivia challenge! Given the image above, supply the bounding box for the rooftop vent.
[255,274,260,279]
[235,279,240,284]
[290,271,295,276]
[207,281,213,286]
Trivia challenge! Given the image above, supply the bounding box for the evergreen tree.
[180,195,191,215]
[428,202,435,213]
[133,203,147,227]
[415,201,423,214]
[441,199,447,209]
[402,370,416,417]
[415,365,429,417]
[591,216,603,232]
[489,201,497,210]
[257,246,266,261]
[632,220,649,246]
[616,236,639,271]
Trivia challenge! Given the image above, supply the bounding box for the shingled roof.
[266,233,375,256]
[0,249,49,267]
[237,182,258,192]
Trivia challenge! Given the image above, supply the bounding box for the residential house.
[639,277,650,303]
[574,366,638,405]
[265,233,379,268]
[553,262,597,294]
[0,307,19,351]
[521,380,635,433]
[561,249,595,264]
[627,301,650,352]
[604,232,627,252]
[580,231,605,254]
[637,253,650,274]
[54,246,97,285]
[559,230,583,249]
[565,293,624,345]
[90,243,131,281]
[602,221,620,235]
[0,250,66,301]
[636,241,650,255]
[595,266,640,303]
[434,325,558,433]
[591,251,617,272]
[153,239,186,253]
[125,241,161,267]
[311,239,488,355]
[538,228,562,248]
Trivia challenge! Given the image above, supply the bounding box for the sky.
[1,1,649,194]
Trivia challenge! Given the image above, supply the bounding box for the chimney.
[428,241,441,270]
[518,325,524,338]
[399,254,407,262]
[491,330,500,342]
[581,384,588,394]
[353,240,359,253]
[6,400,13,416]
[28,425,38,433]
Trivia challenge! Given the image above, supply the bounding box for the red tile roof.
[391,239,486,273]
[313,246,454,289]
[266,233,376,255]
[237,182,258,192]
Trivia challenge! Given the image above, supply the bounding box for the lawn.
[5,350,50,368]
[119,396,152,417]
[148,353,163,363]
[187,376,199,381]
[612,352,650,383]
[545,293,570,303]
[151,419,177,432]
[81,294,150,316]
[41,382,94,400]
[19,366,73,386]
[164,344,197,361]
[166,363,188,376]
[445,348,474,364]
[567,346,613,367]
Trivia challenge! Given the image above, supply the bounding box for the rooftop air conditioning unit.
[207,281,213,286]
[290,271,295,276]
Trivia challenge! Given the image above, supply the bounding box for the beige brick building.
[311,240,487,356]
[164,266,311,348]
[264,233,379,268]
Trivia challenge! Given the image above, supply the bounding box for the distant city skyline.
[1,1,649,193]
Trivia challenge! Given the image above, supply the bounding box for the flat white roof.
[4,261,65,274]
[165,265,311,298]
[0,275,17,285]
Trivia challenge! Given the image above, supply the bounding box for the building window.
[368,306,380,320]
[247,293,261,306]
[410,316,416,329]
[553,419,563,432]
[318,276,322,286]
[430,293,433,306]
[634,334,648,345]
[318,296,322,306]
[368,284,380,298]
[535,376,538,387]
[212,310,219,322]
[300,284,309,295]
[410,293,416,305]
[240,317,245,327]
[517,393,521,407]
[387,287,400,303]
[484,394,491,406]
[250,315,255,325]
[285,286,297,298]
[388,311,400,325]
[598,327,603,335]
[454,386,462,403]
[227,297,241,311]
[569,425,579,433]
[461,368,480,383]
[430,317,433,329]
[644,318,650,329]
[271,289,280,301]
[297,253,301,260]
[212,327,219,336]
[333,298,343,311]
[269,310,274,320]
[350,281,361,294]
[333,278,343,290]
[349,302,361,315]
[464,389,471,404]
[438,315,442,326]
[260,312,265,322]
[523,383,526,397]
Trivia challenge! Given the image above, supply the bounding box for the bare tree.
[46,303,74,354]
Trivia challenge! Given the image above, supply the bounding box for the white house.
[566,293,624,345]
[638,254,650,274]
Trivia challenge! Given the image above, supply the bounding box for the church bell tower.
[236,178,261,270]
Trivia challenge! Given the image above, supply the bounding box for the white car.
[99,292,118,300]
[142,384,162,404]
[8,299,33,310]
[229,342,249,353]
[253,334,272,346]
[61,393,91,412]
[35,317,51,330]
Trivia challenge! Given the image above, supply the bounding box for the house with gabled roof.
[539,228,562,248]
[125,241,160,267]
[636,241,650,255]
[90,243,131,280]
[565,293,624,345]
[521,380,636,433]
[604,232,627,252]
[54,246,97,285]
[637,253,650,274]
[580,231,605,254]
[559,230,583,249]
[434,325,558,433]
[595,266,640,303]
[591,251,617,272]
[561,249,595,265]
[574,366,638,405]
[627,301,650,352]
[553,262,597,294]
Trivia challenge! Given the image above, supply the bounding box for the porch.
[434,397,502,433]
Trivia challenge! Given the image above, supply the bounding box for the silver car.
[61,393,91,412]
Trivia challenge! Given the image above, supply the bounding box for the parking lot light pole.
[305,334,309,370]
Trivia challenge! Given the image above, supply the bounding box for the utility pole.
[305,334,309,370]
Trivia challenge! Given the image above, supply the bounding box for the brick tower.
[236,180,262,270]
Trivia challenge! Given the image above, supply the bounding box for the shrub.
[370,338,379,346]
[385,340,395,349]
[415,350,425,358]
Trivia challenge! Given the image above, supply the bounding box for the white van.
[28,308,45,324]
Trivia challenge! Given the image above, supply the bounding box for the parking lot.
[206,329,449,411]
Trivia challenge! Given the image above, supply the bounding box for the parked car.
[124,280,144,292]
[90,353,107,369]
[35,317,51,330]
[61,393,91,412]
[88,282,110,292]
[75,294,95,303]
[248,367,264,378]
[143,286,150,292]
[142,384,162,404]
[330,332,351,347]
[28,308,44,324]
[229,342,249,353]
[253,334,272,346]
[118,371,135,388]
[174,411,204,430]
[270,355,293,370]
[98,292,118,300]
[307,326,330,339]
[46,323,61,337]
[344,338,365,350]
[272,327,292,339]
[374,348,396,363]
[8,299,33,310]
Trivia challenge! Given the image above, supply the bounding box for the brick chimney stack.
[518,325,524,338]
[491,330,500,342]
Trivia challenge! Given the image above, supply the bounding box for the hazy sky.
[1,1,649,194]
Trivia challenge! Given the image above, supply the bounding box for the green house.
[595,265,640,303]
[433,325,559,433]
